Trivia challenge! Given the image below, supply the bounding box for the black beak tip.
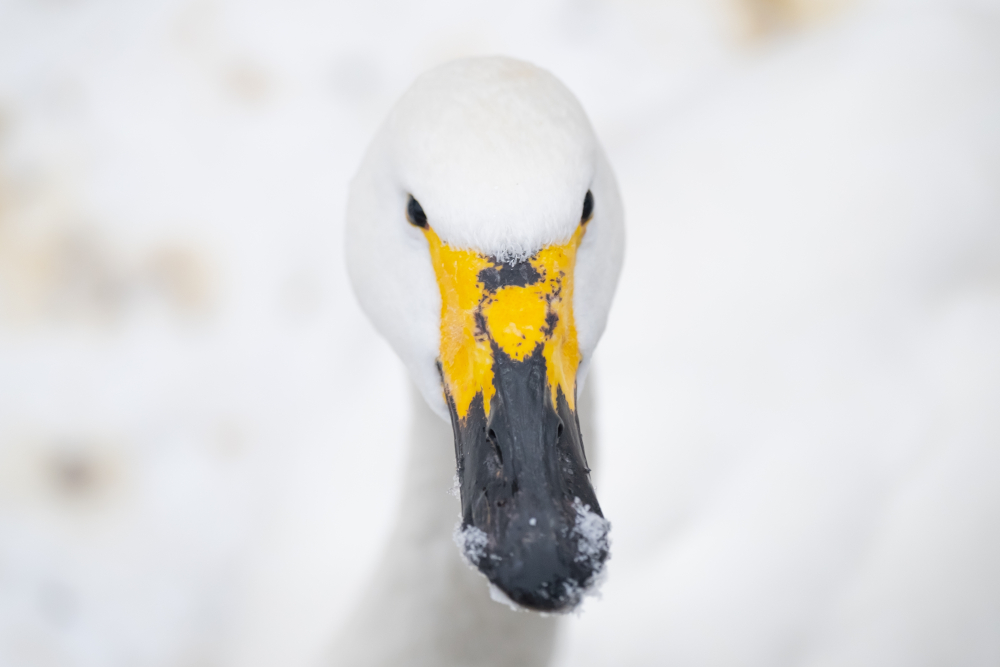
[462,509,610,613]
[485,553,608,613]
[497,574,591,612]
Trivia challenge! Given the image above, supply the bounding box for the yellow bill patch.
[424,225,585,420]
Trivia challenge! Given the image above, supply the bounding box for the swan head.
[346,57,624,612]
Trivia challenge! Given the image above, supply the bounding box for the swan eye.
[407,195,428,228]
[581,190,594,225]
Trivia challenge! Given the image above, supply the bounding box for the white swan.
[335,57,624,665]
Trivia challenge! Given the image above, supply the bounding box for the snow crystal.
[558,496,611,610]
[448,473,460,498]
[571,497,610,569]
[453,522,489,566]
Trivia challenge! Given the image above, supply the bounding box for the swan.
[334,57,624,664]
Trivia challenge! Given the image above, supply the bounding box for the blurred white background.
[1,0,998,665]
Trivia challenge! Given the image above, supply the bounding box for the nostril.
[557,421,564,439]
[489,429,503,465]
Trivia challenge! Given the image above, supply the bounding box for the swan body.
[339,57,623,661]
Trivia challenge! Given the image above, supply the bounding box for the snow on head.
[453,522,489,566]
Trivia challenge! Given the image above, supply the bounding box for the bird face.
[346,57,624,612]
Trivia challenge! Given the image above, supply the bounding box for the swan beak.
[424,225,609,612]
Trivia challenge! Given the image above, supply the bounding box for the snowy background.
[1,0,999,665]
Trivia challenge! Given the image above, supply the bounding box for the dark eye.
[407,195,428,228]
[581,190,594,224]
